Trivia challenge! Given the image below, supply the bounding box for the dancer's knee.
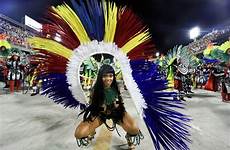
[74,122,90,139]
[122,113,139,134]
[127,123,139,134]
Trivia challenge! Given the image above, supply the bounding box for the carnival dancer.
[75,64,142,149]
[174,69,185,100]
[205,63,218,92]
[28,0,190,149]
[182,73,192,98]
[195,65,206,89]
[6,52,23,93]
[0,44,11,88]
[221,65,230,101]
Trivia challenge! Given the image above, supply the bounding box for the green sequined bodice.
[104,87,118,105]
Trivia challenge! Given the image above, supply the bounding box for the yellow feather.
[52,4,91,44]
[28,37,73,60]
[121,31,151,54]
[0,40,11,49]
[103,1,117,42]
[219,41,230,53]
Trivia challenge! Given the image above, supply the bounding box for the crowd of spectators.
[0,18,34,48]
[187,26,230,54]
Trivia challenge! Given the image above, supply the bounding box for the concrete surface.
[0,84,230,150]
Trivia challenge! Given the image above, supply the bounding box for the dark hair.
[82,64,123,121]
[0,46,6,50]
[91,64,122,106]
[10,54,20,61]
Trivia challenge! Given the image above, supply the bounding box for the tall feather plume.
[130,60,191,150]
[28,37,73,60]
[103,1,118,42]
[39,73,86,110]
[31,50,85,110]
[28,1,191,149]
[32,50,68,75]
[42,9,81,49]
[70,0,105,41]
[127,39,155,60]
[114,7,155,58]
[51,3,91,43]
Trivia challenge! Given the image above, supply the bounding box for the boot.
[9,80,15,94]
[227,94,230,102]
[221,93,226,101]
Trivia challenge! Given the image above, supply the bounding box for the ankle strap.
[125,130,144,146]
[76,137,90,147]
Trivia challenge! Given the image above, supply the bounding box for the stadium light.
[156,52,160,57]
[189,26,200,40]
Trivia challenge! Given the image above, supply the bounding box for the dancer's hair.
[82,64,123,121]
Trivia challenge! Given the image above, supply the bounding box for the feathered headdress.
[164,45,199,73]
[28,0,190,149]
[0,39,11,50]
[163,45,199,87]
[203,41,230,63]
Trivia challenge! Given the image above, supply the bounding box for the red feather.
[31,49,68,75]
[40,9,81,50]
[114,7,155,60]
[114,8,147,48]
[127,39,155,60]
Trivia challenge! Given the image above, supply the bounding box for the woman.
[221,66,230,101]
[174,69,185,100]
[205,63,218,91]
[75,64,143,149]
[7,53,23,93]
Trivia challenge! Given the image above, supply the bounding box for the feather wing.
[29,1,191,149]
[130,60,191,150]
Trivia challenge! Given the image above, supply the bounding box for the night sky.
[1,0,230,53]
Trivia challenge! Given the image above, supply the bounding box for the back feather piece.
[28,1,190,149]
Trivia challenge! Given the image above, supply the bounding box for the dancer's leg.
[75,117,102,139]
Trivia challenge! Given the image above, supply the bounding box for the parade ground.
[0,87,230,150]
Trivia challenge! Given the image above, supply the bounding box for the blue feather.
[70,0,104,41]
[38,73,86,110]
[202,57,220,64]
[130,60,191,150]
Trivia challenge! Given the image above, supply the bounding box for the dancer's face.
[13,55,19,60]
[227,49,230,55]
[102,73,114,88]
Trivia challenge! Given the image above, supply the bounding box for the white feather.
[66,40,146,117]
